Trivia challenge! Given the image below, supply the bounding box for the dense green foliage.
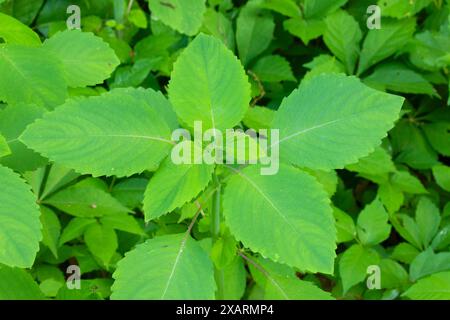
[0,0,449,300]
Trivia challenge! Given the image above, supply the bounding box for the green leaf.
[339,244,380,293]
[408,31,450,71]
[144,141,214,221]
[44,179,130,218]
[265,275,334,300]
[223,164,336,274]
[101,213,144,235]
[214,257,247,300]
[59,217,96,246]
[0,12,41,46]
[357,199,391,246]
[272,74,404,171]
[379,258,409,289]
[303,54,345,80]
[236,0,275,66]
[43,30,120,88]
[423,122,450,156]
[112,178,148,209]
[410,249,450,281]
[333,207,356,243]
[0,265,44,299]
[391,121,439,169]
[168,33,250,130]
[111,234,216,299]
[415,198,440,248]
[0,45,67,107]
[303,0,348,18]
[0,133,10,158]
[128,9,147,28]
[283,17,325,45]
[0,165,42,268]
[242,106,275,130]
[84,223,118,267]
[391,242,420,264]
[0,103,47,173]
[39,164,80,200]
[391,170,427,194]
[147,0,206,36]
[21,89,173,177]
[40,206,61,258]
[357,18,416,75]
[260,0,301,18]
[364,63,438,96]
[378,0,432,19]
[378,183,404,214]
[251,55,296,83]
[346,146,396,176]
[323,10,362,74]
[200,8,235,50]
[432,164,450,192]
[403,271,450,300]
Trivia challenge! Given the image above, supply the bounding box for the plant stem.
[211,174,221,240]
[211,173,224,299]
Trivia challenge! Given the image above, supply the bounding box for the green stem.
[211,174,221,240]
[211,174,224,299]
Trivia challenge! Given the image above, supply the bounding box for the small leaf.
[252,55,296,83]
[84,223,118,267]
[410,249,450,281]
[358,18,416,75]
[43,30,120,88]
[236,1,275,66]
[40,206,61,258]
[432,164,450,192]
[147,0,206,36]
[357,199,391,246]
[44,179,130,218]
[339,244,380,293]
[323,10,362,74]
[415,198,440,248]
[143,141,214,221]
[403,272,450,300]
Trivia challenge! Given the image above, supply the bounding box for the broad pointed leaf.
[223,164,336,274]
[21,89,173,177]
[272,74,404,171]
[168,34,251,130]
[111,234,216,299]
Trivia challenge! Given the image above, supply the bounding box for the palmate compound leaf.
[272,74,404,171]
[168,33,251,131]
[222,164,336,274]
[143,141,214,221]
[111,233,216,299]
[20,88,174,177]
[0,165,42,268]
[42,30,120,88]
